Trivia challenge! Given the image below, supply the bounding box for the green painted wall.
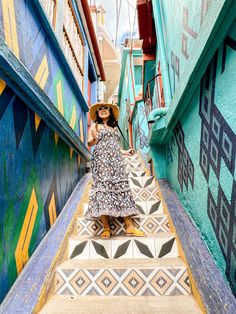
[150,0,236,294]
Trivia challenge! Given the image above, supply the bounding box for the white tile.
[132,238,156,259]
[89,239,111,259]
[111,238,133,259]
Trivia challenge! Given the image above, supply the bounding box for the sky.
[95,0,138,46]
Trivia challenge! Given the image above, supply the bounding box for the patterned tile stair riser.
[77,215,170,236]
[55,260,191,297]
[68,234,178,260]
[40,154,199,313]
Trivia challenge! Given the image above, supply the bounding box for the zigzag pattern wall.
[0,0,88,302]
[0,79,87,302]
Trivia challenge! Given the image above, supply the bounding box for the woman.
[86,102,145,239]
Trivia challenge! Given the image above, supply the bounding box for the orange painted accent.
[143,53,155,61]
[35,113,41,131]
[54,132,59,146]
[15,188,38,274]
[70,148,73,160]
[0,79,6,94]
[128,121,133,148]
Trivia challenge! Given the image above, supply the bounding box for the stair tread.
[40,295,201,314]
[58,257,186,269]
[70,232,175,241]
[78,213,168,219]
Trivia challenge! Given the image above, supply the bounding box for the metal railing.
[144,73,165,113]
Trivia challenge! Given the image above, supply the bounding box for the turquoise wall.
[151,0,236,294]
[118,49,150,155]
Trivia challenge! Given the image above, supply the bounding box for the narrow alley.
[0,0,236,313]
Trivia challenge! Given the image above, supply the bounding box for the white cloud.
[96,0,138,45]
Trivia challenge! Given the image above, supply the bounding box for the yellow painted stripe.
[70,147,73,160]
[34,55,49,90]
[2,0,19,57]
[56,81,64,116]
[54,132,59,146]
[80,118,84,143]
[0,79,6,95]
[69,105,77,130]
[15,188,38,274]
[35,113,41,131]
[48,192,57,227]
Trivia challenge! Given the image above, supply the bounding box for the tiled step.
[40,295,201,314]
[54,258,191,297]
[123,155,140,163]
[68,233,178,260]
[77,215,170,236]
[83,198,164,216]
[129,176,156,188]
[128,170,147,177]
[126,162,145,172]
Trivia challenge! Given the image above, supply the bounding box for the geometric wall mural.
[199,40,236,294]
[0,80,87,302]
[174,122,194,192]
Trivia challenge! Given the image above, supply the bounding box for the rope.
[115,0,123,46]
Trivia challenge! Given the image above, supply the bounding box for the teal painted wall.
[152,0,212,95]
[151,0,236,294]
[118,49,150,155]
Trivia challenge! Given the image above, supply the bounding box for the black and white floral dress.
[86,126,140,220]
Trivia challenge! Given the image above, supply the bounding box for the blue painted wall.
[0,0,99,302]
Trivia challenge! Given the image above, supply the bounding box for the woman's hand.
[88,124,98,147]
[121,148,135,156]
[91,129,98,141]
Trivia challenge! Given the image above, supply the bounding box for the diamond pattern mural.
[199,44,236,293]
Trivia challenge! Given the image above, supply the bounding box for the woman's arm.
[87,124,98,147]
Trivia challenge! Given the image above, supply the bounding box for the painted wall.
[0,0,96,302]
[118,49,149,154]
[0,79,87,302]
[151,0,236,294]
[0,0,95,142]
[153,0,212,96]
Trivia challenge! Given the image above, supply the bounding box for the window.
[40,0,57,29]
[63,0,84,92]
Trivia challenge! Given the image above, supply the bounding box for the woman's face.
[97,106,111,120]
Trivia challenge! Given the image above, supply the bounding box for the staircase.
[40,154,201,313]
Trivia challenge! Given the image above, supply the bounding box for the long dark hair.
[95,108,117,128]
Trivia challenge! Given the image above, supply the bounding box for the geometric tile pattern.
[199,46,236,293]
[77,215,170,236]
[128,170,146,178]
[134,200,164,215]
[68,236,178,260]
[174,122,194,191]
[125,162,145,173]
[129,176,156,189]
[55,266,191,296]
[131,187,160,202]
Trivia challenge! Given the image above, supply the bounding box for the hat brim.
[89,103,119,122]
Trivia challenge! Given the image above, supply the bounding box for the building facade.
[118,0,236,296]
[0,0,104,302]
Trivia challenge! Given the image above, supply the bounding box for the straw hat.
[89,103,119,122]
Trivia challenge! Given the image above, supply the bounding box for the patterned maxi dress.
[86,126,140,220]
